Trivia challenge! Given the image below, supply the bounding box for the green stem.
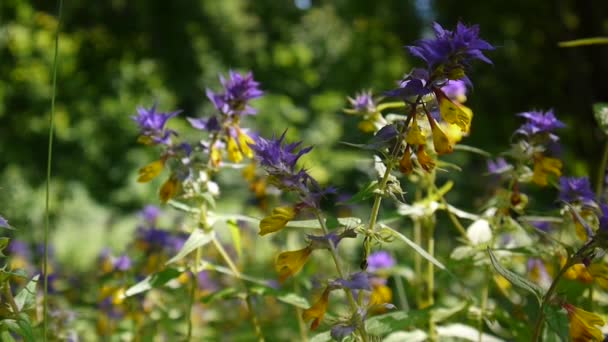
[478,269,489,342]
[2,284,19,314]
[212,237,265,342]
[532,259,572,342]
[427,226,436,342]
[313,211,368,342]
[294,283,309,342]
[595,141,608,200]
[44,1,63,340]
[186,264,198,341]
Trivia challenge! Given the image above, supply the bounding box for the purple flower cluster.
[388,22,493,103]
[206,71,263,117]
[559,177,595,206]
[346,91,376,114]
[367,251,396,272]
[250,131,313,189]
[136,227,187,253]
[408,22,493,69]
[131,104,181,145]
[516,110,565,140]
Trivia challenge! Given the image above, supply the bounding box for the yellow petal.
[588,263,608,289]
[431,120,453,155]
[567,305,605,342]
[238,131,255,159]
[259,206,297,236]
[438,96,473,132]
[137,160,165,183]
[275,246,312,283]
[227,136,243,163]
[302,287,331,330]
[242,163,257,182]
[532,156,562,186]
[210,145,222,167]
[399,147,413,175]
[416,147,435,172]
[370,284,393,306]
[159,176,180,203]
[358,120,376,133]
[405,119,426,145]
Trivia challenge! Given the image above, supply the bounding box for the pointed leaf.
[382,226,446,270]
[544,305,569,342]
[125,267,182,297]
[228,220,242,259]
[14,275,39,311]
[487,248,543,303]
[166,229,214,265]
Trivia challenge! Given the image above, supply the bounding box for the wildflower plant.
[17,11,608,340]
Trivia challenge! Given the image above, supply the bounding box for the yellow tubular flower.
[237,130,255,159]
[405,119,426,146]
[302,287,331,330]
[137,159,165,183]
[210,145,222,167]
[532,155,562,186]
[159,176,180,203]
[431,119,453,155]
[358,120,376,133]
[275,246,313,283]
[399,146,413,175]
[564,263,593,284]
[588,263,608,289]
[227,136,243,163]
[242,162,257,182]
[438,95,473,132]
[564,304,605,342]
[259,206,297,236]
[370,284,393,306]
[416,146,435,172]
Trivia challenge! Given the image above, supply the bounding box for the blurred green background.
[1,0,607,265]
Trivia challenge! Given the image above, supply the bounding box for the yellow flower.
[416,146,435,172]
[532,155,562,186]
[588,263,608,289]
[137,159,165,183]
[441,122,465,144]
[137,135,154,145]
[159,175,180,203]
[399,147,413,175]
[370,284,393,306]
[210,145,222,167]
[227,136,243,163]
[564,261,593,284]
[275,246,313,283]
[405,119,426,146]
[302,287,331,330]
[358,120,376,133]
[242,163,257,182]
[565,304,605,342]
[431,119,453,155]
[259,206,297,236]
[237,130,255,159]
[438,95,473,132]
[111,288,126,306]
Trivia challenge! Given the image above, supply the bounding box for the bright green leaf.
[125,267,182,297]
[228,220,242,259]
[487,248,543,303]
[544,305,569,342]
[382,226,446,271]
[14,275,38,311]
[166,229,214,265]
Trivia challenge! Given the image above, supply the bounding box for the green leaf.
[0,331,16,342]
[276,293,310,309]
[593,103,608,135]
[166,229,214,265]
[125,267,182,297]
[340,181,378,205]
[559,37,608,47]
[285,217,362,230]
[544,305,569,342]
[366,310,430,336]
[453,144,491,157]
[0,238,9,257]
[14,275,39,311]
[487,248,543,303]
[16,314,35,342]
[310,331,332,342]
[228,220,242,260]
[382,226,446,271]
[201,287,240,304]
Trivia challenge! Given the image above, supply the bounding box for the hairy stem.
[44,1,63,340]
[212,237,265,342]
[532,259,572,342]
[313,211,368,342]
